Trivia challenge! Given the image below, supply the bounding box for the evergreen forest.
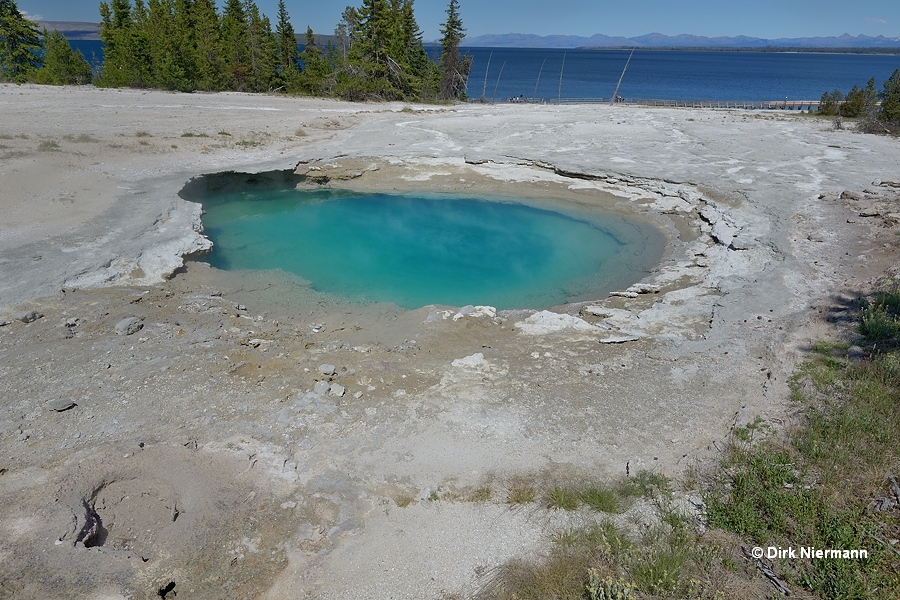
[0,0,472,102]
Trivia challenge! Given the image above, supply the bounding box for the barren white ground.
[1,84,898,599]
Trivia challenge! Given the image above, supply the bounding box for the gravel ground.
[1,84,898,599]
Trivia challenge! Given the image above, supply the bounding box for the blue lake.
[455,47,900,102]
[71,40,898,102]
[191,183,663,310]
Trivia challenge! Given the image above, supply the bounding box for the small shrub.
[135,131,151,137]
[466,486,492,502]
[617,470,670,499]
[628,544,691,596]
[579,486,620,513]
[585,570,634,600]
[859,288,900,344]
[63,133,96,143]
[506,481,536,505]
[294,127,307,137]
[218,130,231,136]
[38,139,60,151]
[394,494,414,508]
[546,486,580,511]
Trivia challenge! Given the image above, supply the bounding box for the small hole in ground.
[158,580,176,598]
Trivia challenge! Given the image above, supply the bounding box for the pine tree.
[245,1,277,92]
[274,0,299,89]
[34,29,93,85]
[348,0,410,99]
[399,0,432,98]
[190,0,222,90]
[220,0,250,91]
[880,69,900,124]
[298,26,330,95]
[171,0,196,89]
[437,0,469,100]
[0,0,42,82]
[146,0,189,90]
[96,0,151,87]
[334,6,358,65]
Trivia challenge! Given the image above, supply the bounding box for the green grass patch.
[479,279,900,600]
[37,139,60,151]
[546,486,580,511]
[62,133,97,143]
[579,485,620,513]
[705,280,900,599]
[506,479,537,505]
[617,470,671,499]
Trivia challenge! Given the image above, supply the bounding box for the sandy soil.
[1,83,898,599]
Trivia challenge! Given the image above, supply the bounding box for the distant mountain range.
[38,21,100,40]
[462,32,900,49]
[38,21,900,50]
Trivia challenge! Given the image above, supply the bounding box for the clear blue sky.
[19,0,900,40]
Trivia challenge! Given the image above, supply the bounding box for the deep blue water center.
[190,177,663,309]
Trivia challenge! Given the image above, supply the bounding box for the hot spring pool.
[187,175,664,310]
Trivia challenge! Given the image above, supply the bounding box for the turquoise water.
[195,185,662,309]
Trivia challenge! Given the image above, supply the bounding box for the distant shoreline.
[574,46,900,55]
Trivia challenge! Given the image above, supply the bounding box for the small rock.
[868,497,897,513]
[452,305,496,321]
[599,335,641,344]
[582,306,613,317]
[47,399,76,412]
[729,235,753,250]
[840,190,862,201]
[115,317,144,336]
[0,319,10,327]
[609,291,639,299]
[15,310,44,324]
[309,323,325,333]
[354,391,364,399]
[313,380,331,396]
[329,383,346,397]
[626,283,661,294]
[847,346,866,360]
[859,210,881,218]
[64,317,79,328]
[807,232,825,242]
[318,363,336,376]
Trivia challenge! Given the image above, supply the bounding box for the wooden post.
[533,57,547,102]
[557,52,566,104]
